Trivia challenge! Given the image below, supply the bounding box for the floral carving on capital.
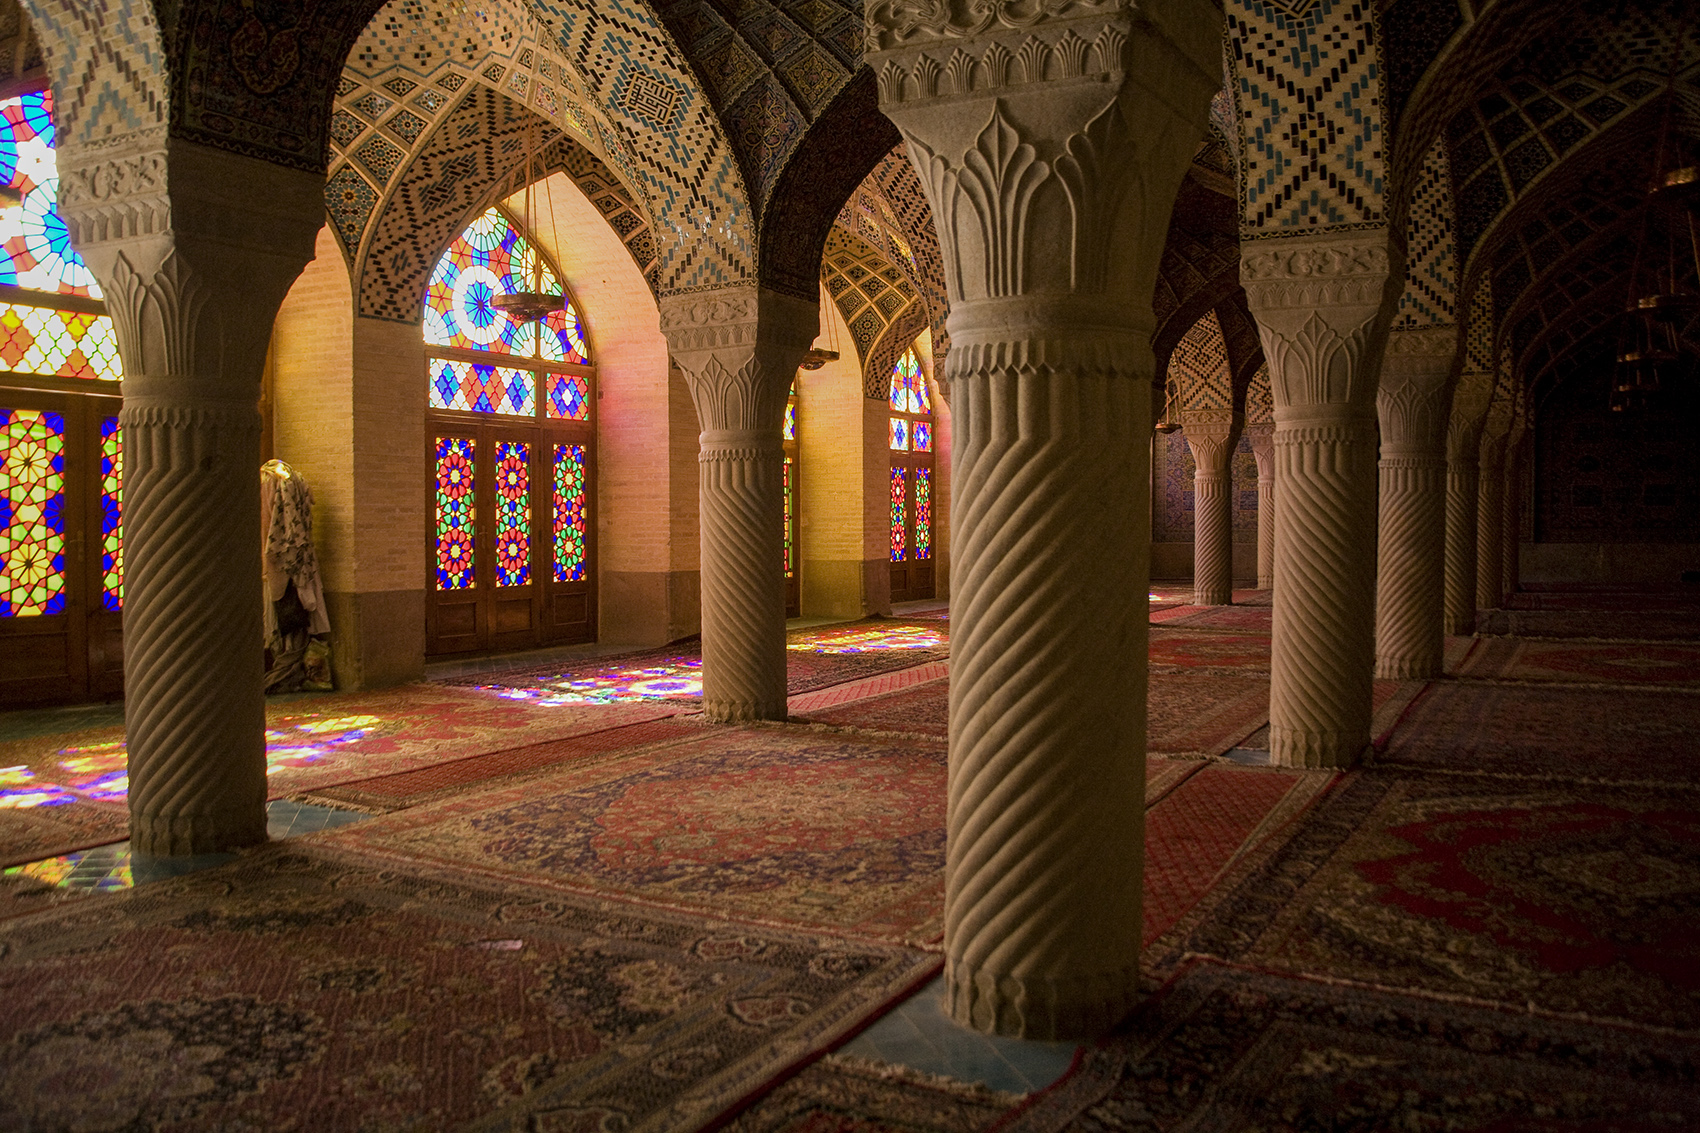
[865,0,1124,53]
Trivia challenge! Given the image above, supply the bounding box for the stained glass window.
[423,208,589,364]
[429,359,535,415]
[889,417,909,451]
[434,436,475,591]
[1,407,66,616]
[913,421,932,453]
[783,456,794,577]
[99,417,121,611]
[0,91,122,382]
[915,467,932,561]
[552,444,587,583]
[784,402,796,441]
[888,348,929,413]
[889,467,907,563]
[494,441,531,587]
[546,372,590,421]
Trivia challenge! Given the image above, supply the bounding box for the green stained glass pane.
[434,436,475,590]
[889,467,906,563]
[1,407,67,616]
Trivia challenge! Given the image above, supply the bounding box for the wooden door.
[1,387,124,706]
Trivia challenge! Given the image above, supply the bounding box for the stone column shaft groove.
[1246,422,1275,589]
[1181,409,1243,606]
[661,288,817,723]
[870,0,1222,1038]
[1373,325,1458,680]
[1476,432,1507,612]
[1242,232,1402,768]
[1444,427,1481,635]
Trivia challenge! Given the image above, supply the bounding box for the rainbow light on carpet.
[789,625,947,653]
[477,659,703,705]
[0,714,387,810]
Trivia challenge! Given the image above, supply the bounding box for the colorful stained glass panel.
[783,402,796,441]
[423,208,589,363]
[429,359,534,415]
[913,421,932,453]
[783,455,794,577]
[546,372,591,420]
[100,416,121,611]
[0,303,121,381]
[915,467,932,561]
[1,407,66,616]
[0,92,102,299]
[434,436,475,590]
[889,417,909,451]
[553,444,587,583]
[494,441,530,587]
[889,467,907,563]
[888,348,929,414]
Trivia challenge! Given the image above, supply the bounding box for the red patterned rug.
[1455,637,1700,686]
[1148,629,1270,674]
[312,726,951,947]
[1150,605,1273,631]
[1377,681,1700,783]
[796,673,1267,759]
[1169,771,1700,1031]
[725,1054,1017,1133]
[0,844,938,1133]
[1475,607,1700,640]
[1001,961,1700,1132]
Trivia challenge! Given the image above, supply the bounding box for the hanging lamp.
[491,119,565,325]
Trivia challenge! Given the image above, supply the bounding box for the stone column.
[1501,424,1527,600]
[1373,326,1457,679]
[869,0,1220,1037]
[57,135,324,853]
[659,288,816,722]
[1182,409,1243,605]
[1443,413,1481,635]
[1246,422,1275,589]
[1242,234,1401,768]
[1475,428,1508,612]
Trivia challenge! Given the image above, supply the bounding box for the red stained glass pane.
[494,441,530,587]
[434,436,475,590]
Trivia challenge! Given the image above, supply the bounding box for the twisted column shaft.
[1373,327,1457,680]
[1444,451,1480,635]
[1246,423,1275,589]
[1476,433,1507,611]
[945,323,1150,1040]
[661,289,815,722]
[1268,416,1379,766]
[1501,431,1525,600]
[1181,410,1243,605]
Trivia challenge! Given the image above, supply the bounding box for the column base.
[1193,586,1232,606]
[1269,726,1368,770]
[1257,575,1274,590]
[130,806,268,856]
[1374,654,1440,680]
[702,698,787,724]
[945,957,1141,1040]
[1443,614,1475,636]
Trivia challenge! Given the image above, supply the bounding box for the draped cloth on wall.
[261,459,331,691]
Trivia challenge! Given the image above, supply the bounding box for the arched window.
[0,89,126,704]
[423,207,596,655]
[888,345,934,601]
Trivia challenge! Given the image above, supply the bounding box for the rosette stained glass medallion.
[553,444,587,583]
[915,467,932,561]
[99,417,121,611]
[424,208,589,364]
[889,467,907,563]
[1,407,66,617]
[493,441,531,587]
[889,348,929,414]
[887,343,934,600]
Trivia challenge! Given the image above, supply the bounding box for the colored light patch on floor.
[0,716,387,810]
[789,626,947,653]
[475,658,704,705]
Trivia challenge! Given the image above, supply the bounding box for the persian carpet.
[0,685,678,868]
[0,844,939,1133]
[1149,605,1273,631]
[311,726,951,947]
[1376,681,1700,784]
[1233,678,1424,755]
[795,677,949,737]
[1454,636,1700,687]
[1475,607,1700,640]
[999,961,1700,1133]
[723,1054,1019,1133]
[1171,770,1700,1031]
[1147,629,1270,674]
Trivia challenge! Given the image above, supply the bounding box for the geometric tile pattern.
[22,0,168,149]
[1213,297,1266,403]
[0,4,45,95]
[1170,310,1233,412]
[1246,362,1272,424]
[1225,0,1386,233]
[821,223,924,399]
[861,146,951,368]
[1393,137,1457,330]
[1153,213,1242,371]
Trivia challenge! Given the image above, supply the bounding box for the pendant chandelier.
[491,119,565,326]
[1154,375,1181,433]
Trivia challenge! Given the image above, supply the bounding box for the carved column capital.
[660,286,817,434]
[1377,324,1459,453]
[1243,420,1274,465]
[1241,232,1403,418]
[1179,407,1243,469]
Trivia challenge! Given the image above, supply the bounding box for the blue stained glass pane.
[0,92,101,297]
[422,208,590,362]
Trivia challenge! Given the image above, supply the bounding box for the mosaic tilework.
[1226,0,1386,232]
[1153,222,1241,368]
[865,146,952,368]
[1170,311,1233,412]
[23,0,167,149]
[1153,430,1262,543]
[1393,137,1456,330]
[1213,297,1265,404]
[334,0,755,301]
[1246,362,1273,424]
[0,2,45,95]
[822,220,926,399]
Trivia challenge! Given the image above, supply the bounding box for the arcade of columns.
[37,0,1547,1041]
